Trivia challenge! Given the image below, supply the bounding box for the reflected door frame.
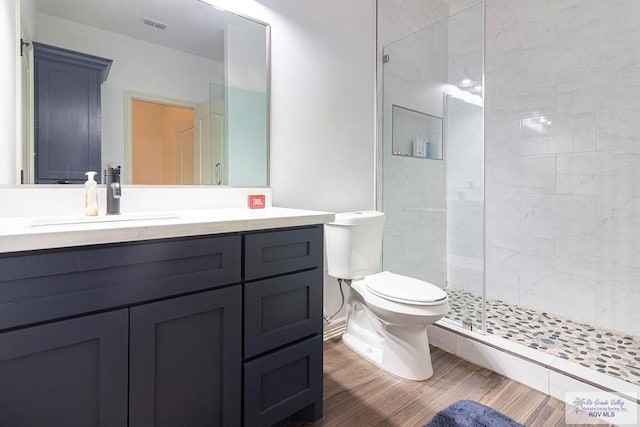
[19,13,35,184]
[124,91,199,184]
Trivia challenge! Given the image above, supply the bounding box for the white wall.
[1,0,17,185]
[220,0,376,319]
[255,0,377,214]
[228,0,377,319]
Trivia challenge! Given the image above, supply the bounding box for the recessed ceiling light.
[474,85,482,91]
[461,78,472,85]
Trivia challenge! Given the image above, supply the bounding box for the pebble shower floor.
[445,288,640,386]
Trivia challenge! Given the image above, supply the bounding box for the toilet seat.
[363,271,447,306]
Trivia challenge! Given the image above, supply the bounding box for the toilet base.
[342,303,435,381]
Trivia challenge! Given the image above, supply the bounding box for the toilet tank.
[324,211,385,280]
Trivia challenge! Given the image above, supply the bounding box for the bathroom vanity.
[0,207,332,426]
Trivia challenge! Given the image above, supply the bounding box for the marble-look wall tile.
[595,283,640,336]
[521,112,597,156]
[485,264,520,303]
[484,0,640,337]
[484,118,521,161]
[485,192,521,233]
[487,228,555,273]
[556,68,600,114]
[519,270,596,325]
[519,194,599,240]
[447,199,483,258]
[447,3,483,85]
[556,151,640,196]
[557,0,599,41]
[598,38,640,71]
[556,238,640,286]
[447,0,482,17]
[377,0,448,49]
[486,155,556,195]
[595,195,640,244]
[485,0,560,121]
[486,62,558,121]
[448,255,483,295]
[485,0,558,52]
[598,99,640,152]
[597,0,640,44]
[597,0,640,155]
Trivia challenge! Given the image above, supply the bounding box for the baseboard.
[323,317,346,341]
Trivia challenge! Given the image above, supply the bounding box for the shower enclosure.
[380,0,640,391]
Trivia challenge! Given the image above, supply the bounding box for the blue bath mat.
[424,400,524,427]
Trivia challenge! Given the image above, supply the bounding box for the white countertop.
[0,207,335,254]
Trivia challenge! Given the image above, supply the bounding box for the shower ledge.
[430,319,640,409]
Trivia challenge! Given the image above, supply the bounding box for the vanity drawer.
[244,335,322,427]
[244,226,323,281]
[244,269,322,358]
[0,234,241,331]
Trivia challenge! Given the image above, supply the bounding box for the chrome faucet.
[105,165,122,215]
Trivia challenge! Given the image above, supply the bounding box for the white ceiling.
[33,0,233,61]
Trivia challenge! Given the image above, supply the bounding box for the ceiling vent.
[143,17,168,30]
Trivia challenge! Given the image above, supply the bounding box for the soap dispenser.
[84,171,99,216]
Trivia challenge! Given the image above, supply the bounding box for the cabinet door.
[130,286,242,427]
[0,310,128,426]
[35,58,102,184]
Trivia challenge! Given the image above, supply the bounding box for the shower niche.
[391,105,443,160]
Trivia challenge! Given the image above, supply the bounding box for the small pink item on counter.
[247,194,266,209]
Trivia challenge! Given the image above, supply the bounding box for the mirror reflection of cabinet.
[33,42,112,184]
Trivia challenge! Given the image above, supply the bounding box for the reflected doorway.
[126,92,225,185]
[132,100,193,184]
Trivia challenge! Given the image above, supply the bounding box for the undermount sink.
[31,212,180,227]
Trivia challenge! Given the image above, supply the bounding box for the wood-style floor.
[292,338,608,427]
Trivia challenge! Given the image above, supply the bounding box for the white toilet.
[325,211,449,381]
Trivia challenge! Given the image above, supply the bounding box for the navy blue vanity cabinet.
[0,234,242,426]
[33,42,112,184]
[0,225,324,426]
[243,226,324,426]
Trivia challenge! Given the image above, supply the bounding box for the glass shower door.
[380,3,485,332]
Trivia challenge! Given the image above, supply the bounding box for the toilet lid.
[364,271,447,305]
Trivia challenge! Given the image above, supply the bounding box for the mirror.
[18,0,269,186]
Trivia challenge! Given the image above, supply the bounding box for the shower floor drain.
[537,337,558,347]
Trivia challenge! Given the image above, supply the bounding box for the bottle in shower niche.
[412,133,427,158]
